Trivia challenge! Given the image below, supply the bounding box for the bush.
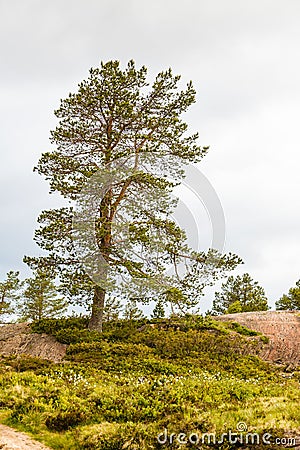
[31,317,89,335]
[67,341,153,357]
[77,422,160,450]
[54,327,103,344]
[4,356,52,373]
[46,407,88,431]
[229,322,260,336]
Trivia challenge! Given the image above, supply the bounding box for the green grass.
[0,316,299,449]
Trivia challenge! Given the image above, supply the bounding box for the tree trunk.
[89,285,106,332]
[89,188,111,332]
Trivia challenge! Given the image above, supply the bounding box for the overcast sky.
[1,0,300,311]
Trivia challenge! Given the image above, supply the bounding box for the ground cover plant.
[0,316,299,449]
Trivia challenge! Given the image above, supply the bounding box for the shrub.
[46,408,88,431]
[67,341,153,357]
[9,356,52,373]
[77,422,159,450]
[229,322,260,336]
[31,317,89,335]
[54,327,103,344]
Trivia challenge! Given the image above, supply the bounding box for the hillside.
[0,315,299,449]
[0,323,66,362]
[216,310,300,366]
[1,311,299,365]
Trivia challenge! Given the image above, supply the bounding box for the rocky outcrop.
[216,311,300,366]
[0,323,66,362]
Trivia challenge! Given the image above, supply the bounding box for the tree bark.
[88,285,106,331]
[89,187,112,332]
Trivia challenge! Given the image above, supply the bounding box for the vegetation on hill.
[0,316,299,449]
[18,269,68,321]
[276,279,300,310]
[0,271,22,319]
[210,273,269,315]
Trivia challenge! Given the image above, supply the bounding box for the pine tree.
[103,296,123,321]
[276,280,300,310]
[24,60,241,331]
[151,299,165,319]
[123,299,145,321]
[0,271,22,320]
[18,270,67,321]
[211,273,269,315]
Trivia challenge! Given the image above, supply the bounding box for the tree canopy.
[275,280,300,310]
[0,271,22,319]
[210,273,269,315]
[18,269,67,322]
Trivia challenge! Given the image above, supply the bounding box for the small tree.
[276,280,300,310]
[211,273,269,315]
[103,296,123,321]
[18,270,67,321]
[226,300,243,314]
[151,298,165,319]
[124,299,145,321]
[0,271,22,320]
